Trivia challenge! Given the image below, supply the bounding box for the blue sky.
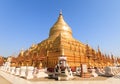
[0,0,120,57]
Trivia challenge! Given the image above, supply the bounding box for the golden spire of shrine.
[49,11,72,38]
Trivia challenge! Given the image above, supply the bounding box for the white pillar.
[15,68,20,75]
[26,66,34,79]
[20,66,26,77]
[10,67,16,74]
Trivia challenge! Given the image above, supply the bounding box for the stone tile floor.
[0,75,11,84]
[0,71,120,84]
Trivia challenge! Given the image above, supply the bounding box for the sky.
[0,0,120,57]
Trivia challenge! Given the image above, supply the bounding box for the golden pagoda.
[30,12,91,68]
[15,12,119,69]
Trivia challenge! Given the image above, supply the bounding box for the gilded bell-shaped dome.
[49,12,72,38]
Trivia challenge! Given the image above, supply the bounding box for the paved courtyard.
[0,75,11,84]
[0,71,120,84]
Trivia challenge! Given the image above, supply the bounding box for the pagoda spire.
[97,45,100,52]
[59,10,62,15]
[49,11,72,38]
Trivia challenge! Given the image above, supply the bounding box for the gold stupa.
[15,12,118,69]
[36,12,88,68]
[49,11,72,39]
